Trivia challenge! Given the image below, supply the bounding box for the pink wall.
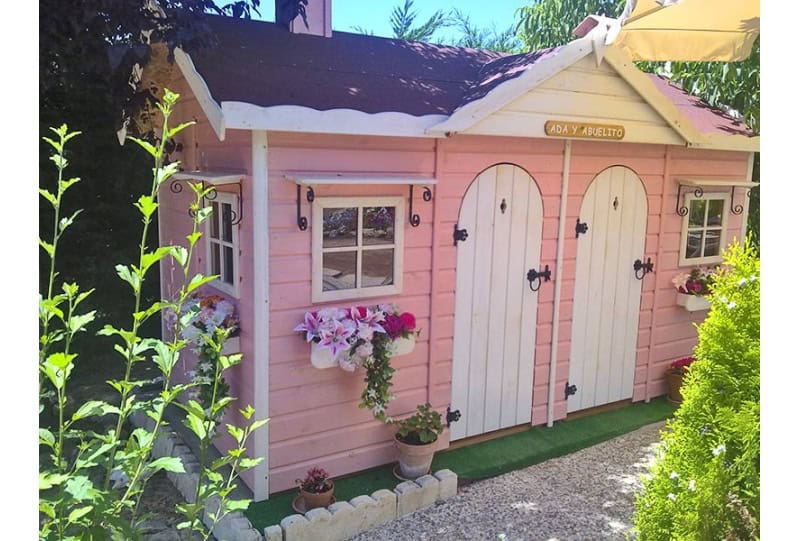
[162,71,751,496]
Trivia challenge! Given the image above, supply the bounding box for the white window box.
[221,336,241,355]
[676,293,711,312]
[310,336,417,369]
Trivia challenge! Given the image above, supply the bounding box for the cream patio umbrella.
[606,0,760,62]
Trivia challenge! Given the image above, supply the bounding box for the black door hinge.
[565,382,577,399]
[446,406,461,427]
[575,218,589,238]
[453,224,468,246]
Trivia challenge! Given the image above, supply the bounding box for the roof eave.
[174,48,226,141]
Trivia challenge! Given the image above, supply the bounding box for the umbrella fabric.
[612,0,759,62]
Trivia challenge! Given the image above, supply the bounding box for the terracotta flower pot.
[666,371,684,404]
[299,481,334,510]
[395,436,437,479]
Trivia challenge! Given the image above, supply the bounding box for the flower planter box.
[310,336,417,369]
[676,293,711,312]
[221,336,241,355]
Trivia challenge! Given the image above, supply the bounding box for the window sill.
[676,293,710,312]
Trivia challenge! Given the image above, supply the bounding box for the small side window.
[205,192,240,297]
[679,193,729,266]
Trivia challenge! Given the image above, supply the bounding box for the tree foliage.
[449,9,522,53]
[389,0,450,42]
[516,0,623,51]
[633,241,760,539]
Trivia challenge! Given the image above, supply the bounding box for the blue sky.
[254,0,530,39]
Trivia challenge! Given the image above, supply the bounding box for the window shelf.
[285,173,437,230]
[170,169,245,225]
[675,178,758,217]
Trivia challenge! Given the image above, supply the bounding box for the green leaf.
[250,418,270,433]
[205,471,224,484]
[42,136,62,153]
[47,351,77,370]
[39,188,58,207]
[156,162,180,187]
[141,246,172,273]
[167,121,196,139]
[72,400,120,422]
[225,499,251,512]
[126,136,158,158]
[187,273,217,293]
[186,231,202,247]
[240,405,256,420]
[39,428,55,448]
[65,475,94,501]
[50,154,68,169]
[39,238,55,258]
[149,456,185,474]
[184,411,209,440]
[39,472,69,491]
[170,246,188,267]
[115,264,141,292]
[226,424,245,445]
[135,195,159,219]
[68,505,93,524]
[239,457,262,470]
[58,177,81,193]
[68,311,96,333]
[196,206,213,223]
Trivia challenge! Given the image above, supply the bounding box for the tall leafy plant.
[39,90,266,540]
[633,240,760,539]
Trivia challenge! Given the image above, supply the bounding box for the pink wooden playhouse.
[156,1,758,501]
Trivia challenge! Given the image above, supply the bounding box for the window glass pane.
[362,249,394,287]
[704,230,722,257]
[211,243,220,275]
[222,203,233,242]
[688,199,706,227]
[363,207,395,245]
[223,246,234,285]
[322,251,357,291]
[210,202,220,239]
[685,231,703,260]
[707,199,724,226]
[322,208,358,248]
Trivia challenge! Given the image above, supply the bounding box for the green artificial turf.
[245,398,675,531]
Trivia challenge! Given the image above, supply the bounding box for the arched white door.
[450,164,544,440]
[568,166,647,413]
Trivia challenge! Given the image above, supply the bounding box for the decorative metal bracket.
[409,185,433,227]
[296,186,315,231]
[565,382,577,400]
[675,184,704,216]
[526,265,551,292]
[633,257,654,280]
[446,406,461,427]
[453,224,468,246]
[575,218,589,238]
[730,185,751,216]
[170,178,243,225]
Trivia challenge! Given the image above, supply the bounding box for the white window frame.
[204,191,240,297]
[678,191,730,267]
[312,196,405,303]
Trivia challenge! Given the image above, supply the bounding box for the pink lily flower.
[294,312,322,342]
[318,320,355,358]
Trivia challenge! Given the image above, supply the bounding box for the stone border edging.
[131,411,458,541]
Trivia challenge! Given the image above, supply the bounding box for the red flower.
[383,314,404,339]
[670,356,696,375]
[356,306,367,318]
[399,312,416,332]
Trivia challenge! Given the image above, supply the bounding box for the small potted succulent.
[394,403,444,479]
[666,356,696,404]
[296,466,335,510]
[672,268,714,312]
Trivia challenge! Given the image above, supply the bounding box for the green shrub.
[633,240,760,540]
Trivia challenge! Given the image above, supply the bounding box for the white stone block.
[370,489,397,526]
[264,524,283,541]
[434,469,458,501]
[395,480,425,517]
[235,528,264,541]
[415,474,439,509]
[303,507,333,540]
[280,514,309,541]
[326,501,357,540]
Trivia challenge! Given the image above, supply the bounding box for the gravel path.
[352,421,665,541]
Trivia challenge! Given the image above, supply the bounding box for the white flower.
[357,323,375,342]
[199,362,212,372]
[737,278,747,287]
[719,295,728,303]
[672,272,691,290]
[712,444,726,456]
[185,370,197,379]
[670,471,679,480]
[356,342,374,358]
[318,307,346,322]
[727,301,736,309]
[750,274,757,282]
[667,493,676,502]
[688,480,696,491]
[110,469,130,489]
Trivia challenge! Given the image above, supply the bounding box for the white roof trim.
[687,134,760,153]
[222,102,446,138]
[285,173,437,186]
[173,48,226,140]
[426,35,595,136]
[173,169,246,185]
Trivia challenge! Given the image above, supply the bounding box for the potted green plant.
[296,466,335,510]
[394,403,444,479]
[666,356,695,404]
